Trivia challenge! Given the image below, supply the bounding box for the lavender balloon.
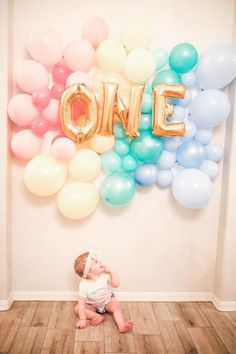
[134,164,158,187]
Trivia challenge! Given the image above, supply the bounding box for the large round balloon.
[169,43,198,73]
[100,172,136,207]
[172,169,213,209]
[152,69,181,89]
[176,140,205,168]
[57,182,99,220]
[130,131,163,163]
[196,43,236,89]
[68,148,101,182]
[189,89,230,128]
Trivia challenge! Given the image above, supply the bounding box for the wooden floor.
[0,301,236,353]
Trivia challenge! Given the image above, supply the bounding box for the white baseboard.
[1,291,236,311]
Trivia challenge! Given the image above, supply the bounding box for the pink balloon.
[66,71,92,87]
[42,99,59,125]
[15,60,49,94]
[11,129,42,160]
[51,137,76,160]
[64,38,95,72]
[31,117,50,136]
[8,94,39,126]
[27,27,63,66]
[32,87,51,109]
[82,17,109,47]
[52,63,71,84]
[51,84,65,100]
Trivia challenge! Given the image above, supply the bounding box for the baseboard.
[1,291,236,311]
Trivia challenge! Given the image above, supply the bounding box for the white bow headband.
[83,250,101,278]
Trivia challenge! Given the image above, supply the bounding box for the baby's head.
[74,250,104,279]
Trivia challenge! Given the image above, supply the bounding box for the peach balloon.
[89,134,115,153]
[64,38,95,72]
[8,94,39,126]
[42,98,60,125]
[11,129,42,160]
[51,137,76,160]
[82,17,109,47]
[96,40,127,73]
[27,27,63,66]
[66,71,92,87]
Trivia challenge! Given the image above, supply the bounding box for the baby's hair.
[74,252,89,278]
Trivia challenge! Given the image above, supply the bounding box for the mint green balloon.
[144,83,152,94]
[141,93,152,113]
[139,113,152,131]
[122,155,138,172]
[100,172,136,207]
[152,48,169,70]
[114,139,130,157]
[113,122,126,139]
[169,43,198,73]
[152,69,181,89]
[130,131,163,163]
[101,151,121,173]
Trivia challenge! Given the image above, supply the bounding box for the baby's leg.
[105,298,133,333]
[74,304,104,328]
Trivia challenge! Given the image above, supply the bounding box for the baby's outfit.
[79,273,113,313]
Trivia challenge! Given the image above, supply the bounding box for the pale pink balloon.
[51,137,76,160]
[66,71,92,87]
[52,63,71,84]
[32,87,51,109]
[15,60,49,94]
[42,99,59,125]
[31,117,50,136]
[11,129,42,160]
[64,38,95,72]
[51,84,65,99]
[27,27,63,66]
[82,17,109,47]
[8,94,39,126]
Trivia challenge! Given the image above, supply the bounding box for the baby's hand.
[75,319,87,329]
[102,265,112,274]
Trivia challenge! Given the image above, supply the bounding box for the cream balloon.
[122,18,153,52]
[89,134,115,153]
[124,49,156,83]
[96,40,127,73]
[57,181,99,220]
[68,148,101,182]
[24,154,67,196]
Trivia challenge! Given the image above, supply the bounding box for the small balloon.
[114,139,130,157]
[134,164,158,187]
[158,151,176,170]
[130,131,163,163]
[52,63,71,85]
[64,38,95,72]
[152,48,169,70]
[157,170,173,188]
[82,16,109,47]
[32,87,51,109]
[176,139,205,168]
[195,129,212,145]
[8,94,39,126]
[69,148,101,181]
[169,43,198,73]
[11,129,42,160]
[51,137,76,161]
[31,117,50,136]
[122,154,138,172]
[89,134,115,153]
[141,93,152,113]
[200,160,219,180]
[204,143,224,162]
[152,69,181,89]
[101,151,122,173]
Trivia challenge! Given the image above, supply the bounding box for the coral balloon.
[82,17,109,47]
[52,63,71,85]
[32,88,51,109]
[31,117,50,136]
[11,129,42,160]
[68,148,101,182]
[16,60,49,94]
[51,84,65,100]
[8,94,39,126]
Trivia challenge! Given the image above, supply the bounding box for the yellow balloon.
[125,49,156,83]
[68,148,101,182]
[96,40,127,73]
[122,18,153,52]
[57,181,99,220]
[89,134,115,153]
[24,154,67,196]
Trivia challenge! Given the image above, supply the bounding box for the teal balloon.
[144,83,152,94]
[152,48,169,70]
[113,122,126,139]
[141,93,152,113]
[169,42,198,73]
[100,172,136,207]
[122,155,138,172]
[114,139,130,157]
[139,113,152,131]
[152,69,181,89]
[130,131,164,163]
[101,151,122,172]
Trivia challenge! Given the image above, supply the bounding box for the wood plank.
[41,328,75,354]
[55,301,76,329]
[174,321,199,354]
[159,321,185,353]
[8,326,47,354]
[31,301,53,327]
[48,301,64,328]
[75,320,104,341]
[128,303,160,334]
[166,303,183,321]
[134,334,166,354]
[152,303,173,322]
[178,302,211,328]
[74,341,104,354]
[188,327,229,354]
[20,302,39,327]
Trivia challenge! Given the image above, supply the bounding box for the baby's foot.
[118,320,133,333]
[91,314,104,326]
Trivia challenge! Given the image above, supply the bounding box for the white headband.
[83,250,101,278]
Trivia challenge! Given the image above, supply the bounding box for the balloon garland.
[8,17,236,220]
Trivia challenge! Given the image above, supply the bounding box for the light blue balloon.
[158,151,176,170]
[169,43,198,73]
[176,89,192,107]
[172,169,213,209]
[139,113,152,131]
[195,129,212,145]
[100,172,136,207]
[163,137,183,152]
[141,93,152,113]
[172,106,186,122]
[114,139,130,157]
[152,48,169,70]
[113,122,126,139]
[101,151,122,172]
[184,120,197,140]
[204,143,224,162]
[189,89,230,128]
[122,155,138,172]
[152,69,181,89]
[181,71,196,87]
[200,160,219,180]
[157,170,173,188]
[134,164,158,187]
[176,139,205,168]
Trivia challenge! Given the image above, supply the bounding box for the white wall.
[1,0,236,309]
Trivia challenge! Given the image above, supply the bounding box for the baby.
[74,250,133,333]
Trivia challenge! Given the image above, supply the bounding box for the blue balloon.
[158,151,176,170]
[204,143,224,162]
[176,140,205,168]
[183,120,197,140]
[200,160,219,180]
[175,89,192,107]
[181,71,196,87]
[171,106,186,121]
[157,170,173,188]
[163,137,183,152]
[134,164,158,187]
[195,129,212,145]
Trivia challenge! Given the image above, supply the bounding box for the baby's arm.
[76,296,87,328]
[105,268,120,288]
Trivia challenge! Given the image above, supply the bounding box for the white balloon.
[96,40,127,73]
[200,160,219,180]
[122,18,153,52]
[89,134,115,153]
[125,49,155,83]
[68,148,101,182]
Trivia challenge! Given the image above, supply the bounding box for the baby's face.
[89,258,105,276]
